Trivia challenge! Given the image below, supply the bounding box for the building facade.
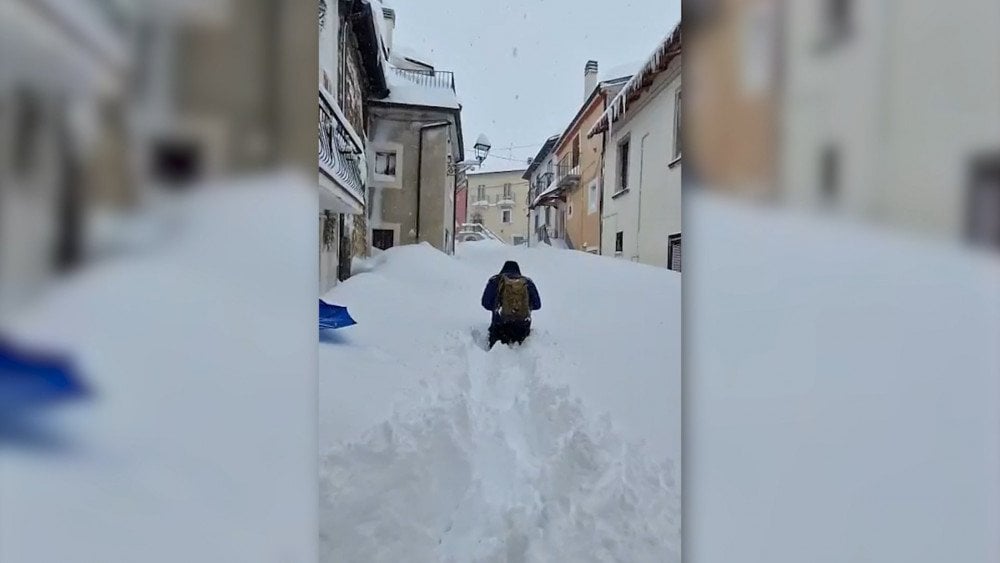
[778,1,1000,249]
[591,26,683,270]
[534,61,631,253]
[524,135,561,245]
[686,0,781,198]
[466,169,530,245]
[0,0,131,313]
[318,0,389,292]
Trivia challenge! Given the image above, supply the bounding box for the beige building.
[687,0,780,198]
[465,169,530,245]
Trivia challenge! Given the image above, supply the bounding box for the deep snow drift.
[686,192,1000,562]
[0,173,318,563]
[319,241,681,562]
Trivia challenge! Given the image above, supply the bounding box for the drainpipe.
[598,96,608,255]
[636,132,650,256]
[451,171,458,253]
[416,121,451,242]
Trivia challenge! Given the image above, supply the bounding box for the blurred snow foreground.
[686,192,1000,562]
[0,172,318,562]
[319,240,682,562]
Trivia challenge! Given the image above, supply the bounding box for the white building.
[590,26,683,270]
[318,0,389,292]
[0,0,131,313]
[779,0,1000,248]
[524,135,561,246]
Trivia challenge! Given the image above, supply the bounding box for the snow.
[598,60,643,83]
[319,241,680,561]
[384,67,461,110]
[390,43,435,70]
[0,172,318,562]
[590,23,681,137]
[530,175,562,207]
[687,191,1000,562]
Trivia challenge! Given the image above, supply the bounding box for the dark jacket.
[481,261,541,324]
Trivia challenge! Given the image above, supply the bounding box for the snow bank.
[320,242,680,560]
[0,172,318,563]
[687,192,1000,562]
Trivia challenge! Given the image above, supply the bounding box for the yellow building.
[465,169,530,245]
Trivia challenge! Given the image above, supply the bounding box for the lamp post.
[449,134,491,250]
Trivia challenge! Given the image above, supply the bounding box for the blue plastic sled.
[319,300,357,330]
[0,336,88,412]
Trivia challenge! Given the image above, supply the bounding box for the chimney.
[382,7,396,54]
[584,60,599,99]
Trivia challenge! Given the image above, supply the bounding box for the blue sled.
[0,336,88,412]
[319,300,357,330]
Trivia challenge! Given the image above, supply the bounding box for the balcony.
[389,67,456,91]
[457,222,506,244]
[319,91,365,208]
[556,155,581,189]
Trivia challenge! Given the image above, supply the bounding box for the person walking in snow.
[481,260,541,348]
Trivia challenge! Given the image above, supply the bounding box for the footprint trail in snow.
[320,330,679,562]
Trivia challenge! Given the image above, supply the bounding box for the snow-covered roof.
[530,174,563,207]
[589,24,681,137]
[382,66,461,110]
[390,44,434,71]
[360,0,391,60]
[523,134,562,179]
[599,60,643,83]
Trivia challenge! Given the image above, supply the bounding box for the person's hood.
[500,261,521,275]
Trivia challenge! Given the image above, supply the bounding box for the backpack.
[496,275,531,321]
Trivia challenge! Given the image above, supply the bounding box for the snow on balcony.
[383,66,461,110]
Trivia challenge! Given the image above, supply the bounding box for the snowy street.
[319,241,681,561]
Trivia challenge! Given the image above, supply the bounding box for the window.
[372,228,395,250]
[513,236,525,246]
[618,138,630,191]
[821,0,852,47]
[567,204,574,218]
[471,212,484,224]
[503,183,512,199]
[152,138,203,189]
[502,209,512,223]
[545,206,551,223]
[668,233,682,272]
[588,181,599,214]
[673,89,682,160]
[534,212,540,230]
[820,144,840,202]
[477,184,486,201]
[571,136,580,168]
[966,153,1000,249]
[615,231,624,253]
[374,151,397,177]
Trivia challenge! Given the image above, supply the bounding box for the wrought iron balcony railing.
[556,155,581,188]
[390,67,456,91]
[319,92,365,203]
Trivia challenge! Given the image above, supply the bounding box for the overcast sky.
[388,0,681,174]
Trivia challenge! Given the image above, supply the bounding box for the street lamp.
[473,133,491,163]
[449,132,491,174]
